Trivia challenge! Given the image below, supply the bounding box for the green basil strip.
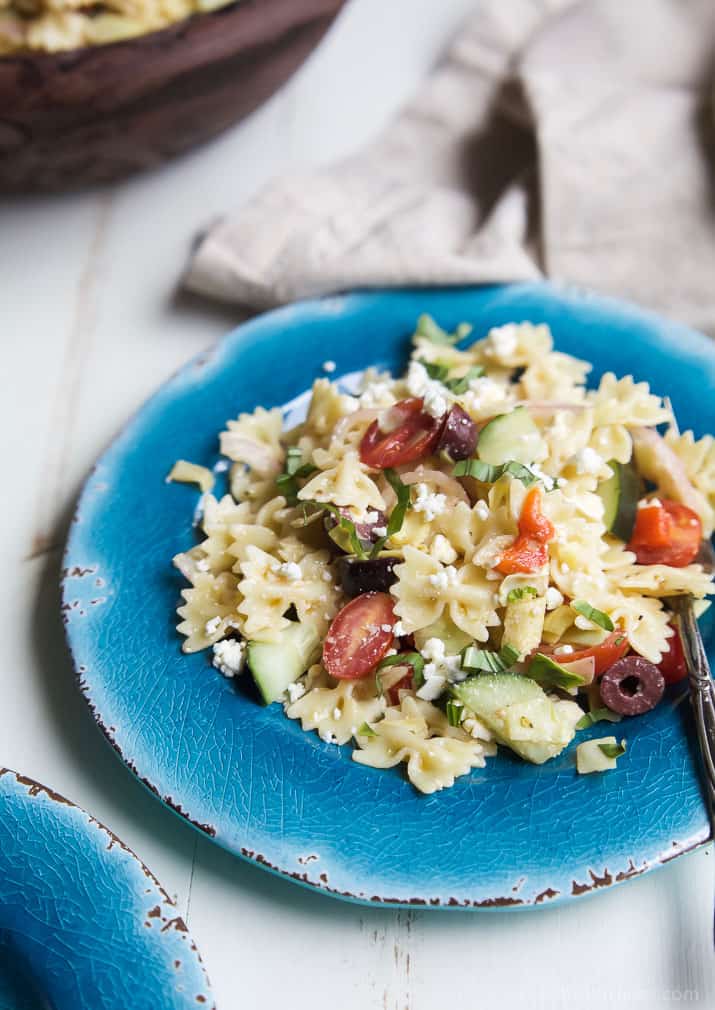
[276,449,318,504]
[506,586,539,603]
[572,600,614,632]
[576,707,615,730]
[461,644,517,675]
[417,359,450,382]
[370,467,411,558]
[526,652,586,690]
[356,722,377,738]
[598,740,626,759]
[302,501,367,559]
[453,458,540,488]
[446,699,463,727]
[444,366,485,394]
[415,314,473,347]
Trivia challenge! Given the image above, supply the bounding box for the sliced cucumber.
[414,613,473,655]
[596,459,639,541]
[247,622,321,705]
[453,673,581,764]
[477,406,546,465]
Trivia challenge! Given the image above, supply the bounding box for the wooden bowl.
[0,0,345,191]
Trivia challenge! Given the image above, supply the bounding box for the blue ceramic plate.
[63,283,715,909]
[0,768,213,1009]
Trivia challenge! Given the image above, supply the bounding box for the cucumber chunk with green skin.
[247,622,321,704]
[453,673,582,764]
[597,459,640,541]
[477,406,546,465]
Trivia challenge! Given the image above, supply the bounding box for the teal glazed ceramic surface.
[62,283,715,909]
[0,769,213,1008]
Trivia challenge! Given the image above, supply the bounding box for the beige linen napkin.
[184,0,715,335]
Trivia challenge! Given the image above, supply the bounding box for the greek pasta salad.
[169,316,715,794]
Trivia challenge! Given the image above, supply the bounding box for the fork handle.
[673,598,715,823]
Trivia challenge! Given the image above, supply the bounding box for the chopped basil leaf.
[506,586,539,603]
[277,449,318,504]
[572,600,614,632]
[453,458,540,488]
[370,467,411,558]
[461,644,517,675]
[302,501,367,559]
[357,722,377,738]
[418,358,450,382]
[576,707,615,730]
[598,740,626,759]
[444,366,485,394]
[415,314,473,347]
[446,699,463,727]
[526,652,586,690]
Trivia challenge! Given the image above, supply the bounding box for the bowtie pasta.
[171,316,715,794]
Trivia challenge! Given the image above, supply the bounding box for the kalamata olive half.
[339,556,400,596]
[599,656,665,716]
[435,404,478,461]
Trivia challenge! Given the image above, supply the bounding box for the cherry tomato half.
[628,499,701,567]
[386,669,413,706]
[539,631,630,677]
[658,625,687,685]
[323,592,395,680]
[359,398,443,469]
[496,487,555,574]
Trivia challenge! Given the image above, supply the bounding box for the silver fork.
[666,539,715,856]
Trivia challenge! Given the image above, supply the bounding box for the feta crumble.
[212,638,245,677]
[413,483,447,521]
[322,360,336,373]
[277,561,302,581]
[553,644,575,656]
[638,497,662,509]
[423,385,448,419]
[427,565,457,592]
[545,586,564,611]
[485,323,518,359]
[475,500,490,521]
[416,675,447,701]
[431,533,457,565]
[573,447,604,476]
[372,526,388,537]
[195,558,210,572]
[286,681,306,704]
[393,620,406,637]
[205,616,222,636]
[574,615,594,631]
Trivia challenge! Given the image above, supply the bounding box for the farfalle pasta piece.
[616,564,713,599]
[352,696,492,794]
[298,449,385,512]
[176,572,243,653]
[476,322,553,367]
[285,673,383,745]
[664,429,715,509]
[589,424,633,465]
[391,547,499,641]
[589,373,671,428]
[220,406,284,477]
[519,352,590,404]
[237,545,341,642]
[607,594,672,664]
[305,379,358,435]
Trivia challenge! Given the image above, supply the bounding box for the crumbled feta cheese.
[554,644,575,656]
[195,558,210,572]
[475,500,490,521]
[213,459,230,473]
[322,360,336,373]
[420,639,463,684]
[431,533,457,565]
[286,681,306,703]
[559,561,570,574]
[413,483,447,521]
[463,717,493,741]
[422,638,446,663]
[319,729,337,744]
[278,561,302,581]
[423,385,448,419]
[372,526,388,537]
[393,620,406,637]
[381,624,393,633]
[416,675,447,701]
[427,565,457,592]
[574,615,594,631]
[545,586,564,611]
[205,616,222,636]
[638,497,662,510]
[485,323,518,358]
[406,360,430,398]
[212,638,245,677]
[527,463,555,490]
[573,447,604,476]
[364,511,379,523]
[359,382,393,408]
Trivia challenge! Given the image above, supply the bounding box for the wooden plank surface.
[1,1,713,1006]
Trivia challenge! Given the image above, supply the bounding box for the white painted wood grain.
[1,0,714,1007]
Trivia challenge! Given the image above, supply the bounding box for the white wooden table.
[2,1,714,1006]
